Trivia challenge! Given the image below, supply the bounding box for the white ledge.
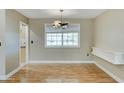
[91,47,124,64]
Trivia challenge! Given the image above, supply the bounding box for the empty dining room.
[0,9,124,83]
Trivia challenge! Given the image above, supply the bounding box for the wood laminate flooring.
[0,64,117,83]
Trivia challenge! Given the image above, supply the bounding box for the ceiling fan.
[52,9,69,29]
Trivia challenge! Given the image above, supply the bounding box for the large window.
[45,24,80,48]
[46,33,62,46]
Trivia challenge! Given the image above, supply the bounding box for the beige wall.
[94,10,124,81]
[5,10,29,74]
[94,10,124,52]
[0,10,6,76]
[29,19,94,61]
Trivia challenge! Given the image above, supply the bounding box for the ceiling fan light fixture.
[52,20,61,28]
[52,10,69,29]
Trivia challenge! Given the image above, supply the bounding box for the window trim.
[44,24,80,48]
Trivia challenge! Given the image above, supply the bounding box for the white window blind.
[45,24,80,48]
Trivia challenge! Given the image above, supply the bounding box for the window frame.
[44,24,80,48]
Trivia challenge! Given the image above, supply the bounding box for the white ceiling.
[16,9,106,19]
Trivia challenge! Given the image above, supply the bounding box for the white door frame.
[19,21,29,66]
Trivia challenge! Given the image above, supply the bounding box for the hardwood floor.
[0,64,117,83]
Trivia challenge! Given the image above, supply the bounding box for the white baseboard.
[0,63,27,80]
[29,60,94,64]
[94,62,124,83]
[6,63,27,79]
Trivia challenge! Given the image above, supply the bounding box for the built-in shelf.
[91,47,124,64]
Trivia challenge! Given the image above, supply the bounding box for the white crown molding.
[16,9,106,19]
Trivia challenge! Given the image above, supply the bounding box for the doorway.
[19,21,28,66]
